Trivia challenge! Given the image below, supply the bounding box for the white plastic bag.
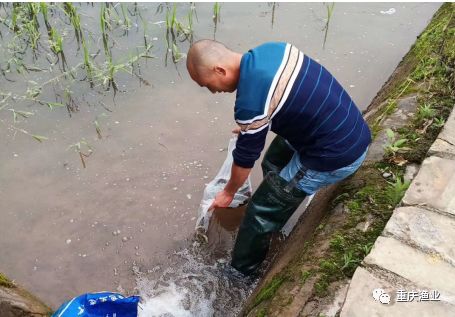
[195,137,252,238]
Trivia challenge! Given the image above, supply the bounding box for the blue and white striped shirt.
[233,42,371,172]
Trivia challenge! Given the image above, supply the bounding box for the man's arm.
[210,163,251,209]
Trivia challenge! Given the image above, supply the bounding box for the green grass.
[0,273,14,288]
[253,275,288,308]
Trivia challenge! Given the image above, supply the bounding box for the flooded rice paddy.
[0,2,440,315]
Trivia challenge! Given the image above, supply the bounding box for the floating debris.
[380,8,396,15]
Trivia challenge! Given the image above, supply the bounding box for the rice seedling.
[63,3,82,47]
[100,3,111,59]
[10,3,19,32]
[49,27,63,54]
[40,2,52,33]
[11,125,48,143]
[8,108,34,123]
[63,87,78,115]
[0,92,12,111]
[269,2,277,29]
[213,2,221,24]
[46,102,65,110]
[120,3,132,31]
[212,2,221,38]
[23,20,40,50]
[93,113,108,139]
[67,139,93,168]
[188,2,197,31]
[26,81,42,99]
[165,4,193,39]
[81,35,94,85]
[137,10,149,46]
[166,4,177,30]
[94,44,153,94]
[26,3,40,32]
[322,3,335,49]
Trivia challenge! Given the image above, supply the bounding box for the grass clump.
[253,274,288,308]
[0,273,14,288]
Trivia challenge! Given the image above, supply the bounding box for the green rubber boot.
[231,171,307,275]
[261,135,295,177]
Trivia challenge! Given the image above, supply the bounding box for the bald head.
[187,40,233,76]
[186,39,242,93]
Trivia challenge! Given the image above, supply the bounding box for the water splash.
[135,243,257,317]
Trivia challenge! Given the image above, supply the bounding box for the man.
[187,40,371,275]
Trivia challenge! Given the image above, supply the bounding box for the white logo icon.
[373,288,391,304]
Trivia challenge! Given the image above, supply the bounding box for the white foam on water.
[135,246,255,317]
[138,282,205,317]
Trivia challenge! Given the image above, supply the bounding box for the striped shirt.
[233,42,371,172]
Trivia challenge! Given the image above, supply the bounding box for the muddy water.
[0,2,440,315]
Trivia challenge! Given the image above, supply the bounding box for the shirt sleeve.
[232,109,269,168]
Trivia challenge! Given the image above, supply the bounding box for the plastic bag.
[52,292,140,317]
[195,137,252,240]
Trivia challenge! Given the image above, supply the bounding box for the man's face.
[188,64,235,94]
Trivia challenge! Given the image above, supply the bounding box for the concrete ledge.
[340,267,455,317]
[429,106,455,159]
[384,206,455,266]
[402,156,455,216]
[428,138,455,160]
[0,285,52,317]
[363,236,455,301]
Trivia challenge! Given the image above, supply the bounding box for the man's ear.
[214,66,226,76]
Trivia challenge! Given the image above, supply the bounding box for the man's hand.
[232,127,241,135]
[209,189,235,210]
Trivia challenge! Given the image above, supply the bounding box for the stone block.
[384,206,455,266]
[340,267,455,317]
[402,156,455,216]
[364,237,455,299]
[429,138,455,160]
[429,108,455,159]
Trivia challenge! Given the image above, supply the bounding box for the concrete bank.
[242,3,454,316]
[341,106,455,316]
[0,273,51,317]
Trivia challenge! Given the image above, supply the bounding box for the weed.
[384,128,411,157]
[301,270,312,284]
[417,103,436,121]
[253,275,288,307]
[340,251,359,272]
[385,176,410,205]
[362,242,374,256]
[314,278,329,297]
[433,117,446,128]
[0,273,14,288]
